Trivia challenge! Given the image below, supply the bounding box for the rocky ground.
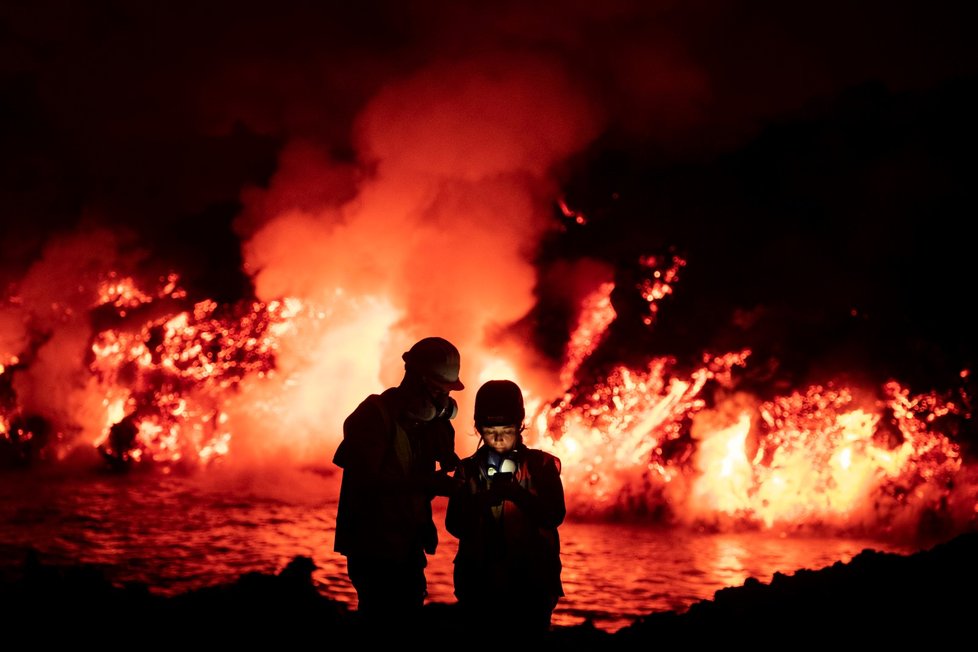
[3,531,975,647]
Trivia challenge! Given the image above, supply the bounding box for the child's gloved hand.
[487,472,521,503]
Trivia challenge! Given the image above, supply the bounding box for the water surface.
[0,468,919,631]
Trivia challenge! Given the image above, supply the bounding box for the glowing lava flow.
[517,254,976,536]
[1,252,975,539]
[684,382,968,534]
[88,274,296,467]
[560,281,614,388]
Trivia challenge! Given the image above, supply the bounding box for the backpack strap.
[367,393,413,476]
[332,393,395,469]
[333,392,413,476]
[365,394,393,438]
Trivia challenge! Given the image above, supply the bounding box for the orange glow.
[1,242,974,539]
[562,281,615,387]
[0,36,964,546]
[636,255,685,324]
[530,363,972,536]
[532,351,748,516]
[558,198,588,226]
[87,274,288,466]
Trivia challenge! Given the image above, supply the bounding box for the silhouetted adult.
[447,379,565,634]
[333,337,464,624]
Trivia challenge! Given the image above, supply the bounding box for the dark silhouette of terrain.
[2,531,975,647]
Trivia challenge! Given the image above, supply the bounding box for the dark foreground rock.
[2,532,976,647]
[617,530,978,646]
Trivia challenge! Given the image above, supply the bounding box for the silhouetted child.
[446,379,565,633]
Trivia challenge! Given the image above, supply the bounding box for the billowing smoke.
[6,229,132,445]
[230,52,603,459]
[5,4,700,466]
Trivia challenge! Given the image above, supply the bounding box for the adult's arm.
[445,463,476,539]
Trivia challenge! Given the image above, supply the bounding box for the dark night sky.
[2,0,976,393]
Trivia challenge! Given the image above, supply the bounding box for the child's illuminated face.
[480,425,519,454]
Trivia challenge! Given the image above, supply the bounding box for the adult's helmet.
[402,337,464,391]
[474,379,525,428]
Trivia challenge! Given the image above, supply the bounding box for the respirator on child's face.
[487,458,517,477]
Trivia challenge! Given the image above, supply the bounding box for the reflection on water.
[0,468,920,632]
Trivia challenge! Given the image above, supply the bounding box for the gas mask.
[487,457,517,477]
[403,374,458,422]
[433,394,458,420]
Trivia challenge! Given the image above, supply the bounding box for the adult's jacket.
[333,387,454,561]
